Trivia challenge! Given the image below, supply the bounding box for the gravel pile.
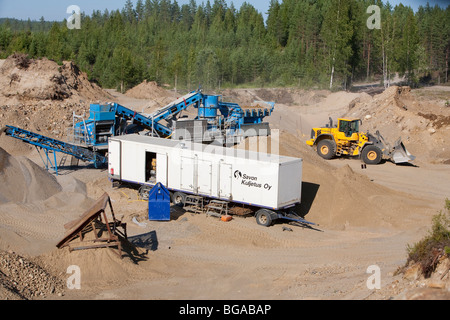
[0,250,65,300]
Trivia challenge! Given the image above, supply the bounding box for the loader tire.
[317,139,336,160]
[362,145,382,165]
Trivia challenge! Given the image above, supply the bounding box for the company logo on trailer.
[233,170,272,190]
[234,170,258,182]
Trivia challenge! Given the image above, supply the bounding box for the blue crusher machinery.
[0,90,275,174]
[68,90,275,151]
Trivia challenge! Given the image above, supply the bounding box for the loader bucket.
[391,139,416,164]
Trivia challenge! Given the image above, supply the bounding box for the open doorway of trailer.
[145,152,157,184]
[146,152,168,186]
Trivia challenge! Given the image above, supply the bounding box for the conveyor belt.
[1,125,107,173]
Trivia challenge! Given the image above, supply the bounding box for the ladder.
[183,195,204,214]
[206,200,229,218]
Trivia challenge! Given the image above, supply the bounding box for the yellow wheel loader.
[306,118,415,165]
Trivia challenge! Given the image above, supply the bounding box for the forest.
[0,0,449,92]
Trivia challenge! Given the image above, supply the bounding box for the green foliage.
[0,0,448,90]
[406,199,450,278]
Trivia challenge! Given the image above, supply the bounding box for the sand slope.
[0,147,61,204]
[0,147,96,256]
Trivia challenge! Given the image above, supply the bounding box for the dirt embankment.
[0,53,111,103]
[0,53,113,140]
[345,85,450,165]
[233,85,450,166]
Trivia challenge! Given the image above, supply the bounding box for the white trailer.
[108,135,315,227]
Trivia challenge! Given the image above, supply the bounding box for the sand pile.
[221,88,332,107]
[39,245,147,290]
[0,146,98,256]
[301,162,421,230]
[345,86,420,142]
[0,147,61,204]
[125,80,180,113]
[344,85,450,164]
[126,80,175,103]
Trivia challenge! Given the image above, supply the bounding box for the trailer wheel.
[138,185,152,201]
[172,192,186,207]
[256,209,275,227]
[362,145,382,165]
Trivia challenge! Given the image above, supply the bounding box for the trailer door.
[219,163,232,199]
[180,156,195,192]
[197,159,212,195]
[108,140,121,180]
[156,153,168,186]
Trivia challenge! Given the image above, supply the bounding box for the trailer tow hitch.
[278,211,317,228]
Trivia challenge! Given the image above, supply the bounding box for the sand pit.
[0,64,449,300]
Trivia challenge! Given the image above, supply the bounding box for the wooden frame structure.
[56,193,127,258]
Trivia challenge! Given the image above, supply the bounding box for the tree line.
[0,0,449,92]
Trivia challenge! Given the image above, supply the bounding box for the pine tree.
[396,6,419,84]
[321,0,355,89]
[136,0,145,22]
[169,51,183,92]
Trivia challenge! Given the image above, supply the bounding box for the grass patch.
[405,199,450,278]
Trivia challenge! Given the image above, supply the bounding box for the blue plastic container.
[148,183,171,221]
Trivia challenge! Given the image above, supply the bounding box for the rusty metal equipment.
[56,193,127,258]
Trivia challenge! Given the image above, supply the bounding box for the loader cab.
[337,118,361,140]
